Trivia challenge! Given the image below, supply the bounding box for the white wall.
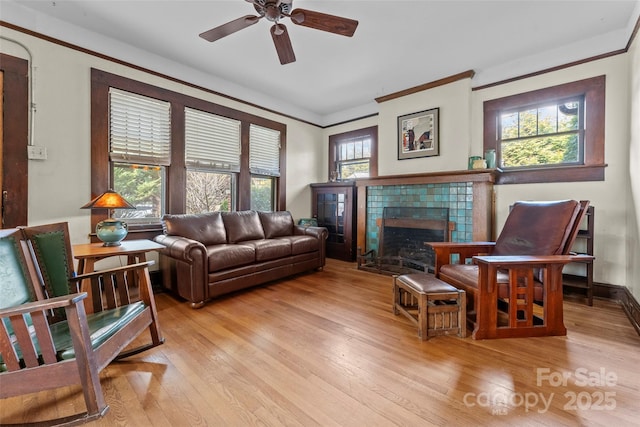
[0,26,323,245]
[377,78,473,175]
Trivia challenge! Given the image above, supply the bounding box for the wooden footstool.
[393,273,466,340]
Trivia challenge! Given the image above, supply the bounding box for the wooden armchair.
[427,200,592,339]
[1,225,164,425]
[21,222,164,359]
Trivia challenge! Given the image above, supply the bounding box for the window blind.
[249,124,280,177]
[185,108,241,172]
[109,88,171,165]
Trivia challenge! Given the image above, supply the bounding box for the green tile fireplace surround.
[354,170,495,255]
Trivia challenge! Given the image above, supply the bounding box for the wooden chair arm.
[68,261,156,313]
[70,261,155,282]
[0,292,90,371]
[427,242,496,249]
[425,242,496,275]
[0,292,87,317]
[473,254,593,266]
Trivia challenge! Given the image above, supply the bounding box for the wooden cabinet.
[311,182,357,261]
[563,205,594,306]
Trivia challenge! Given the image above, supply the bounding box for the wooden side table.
[73,239,165,312]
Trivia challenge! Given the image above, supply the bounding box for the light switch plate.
[27,145,48,160]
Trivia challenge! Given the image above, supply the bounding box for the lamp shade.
[80,189,135,210]
[81,189,135,247]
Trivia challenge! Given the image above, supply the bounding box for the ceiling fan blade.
[270,24,296,65]
[289,8,358,37]
[199,15,260,42]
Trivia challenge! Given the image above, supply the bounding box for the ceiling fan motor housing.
[254,0,292,22]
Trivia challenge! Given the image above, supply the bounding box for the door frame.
[0,53,29,227]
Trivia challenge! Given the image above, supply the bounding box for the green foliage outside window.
[113,163,163,220]
[499,99,581,168]
[251,177,274,211]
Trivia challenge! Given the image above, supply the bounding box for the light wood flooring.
[2,259,639,426]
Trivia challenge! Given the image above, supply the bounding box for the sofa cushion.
[223,211,265,243]
[207,244,256,272]
[240,239,292,261]
[259,211,294,238]
[162,212,226,246]
[278,235,319,255]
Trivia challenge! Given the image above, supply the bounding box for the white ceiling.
[2,0,639,126]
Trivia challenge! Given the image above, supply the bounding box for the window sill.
[495,164,607,185]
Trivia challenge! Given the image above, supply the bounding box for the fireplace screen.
[358,207,452,275]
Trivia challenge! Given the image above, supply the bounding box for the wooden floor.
[2,259,639,426]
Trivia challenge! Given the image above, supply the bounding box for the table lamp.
[81,189,136,246]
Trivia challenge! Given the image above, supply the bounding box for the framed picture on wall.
[397,108,439,160]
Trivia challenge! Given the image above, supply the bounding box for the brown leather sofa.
[154,210,327,308]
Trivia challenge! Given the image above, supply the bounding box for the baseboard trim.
[594,282,640,336]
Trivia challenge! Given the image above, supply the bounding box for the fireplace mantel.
[354,169,496,253]
[355,169,495,187]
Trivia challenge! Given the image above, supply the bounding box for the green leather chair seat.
[1,301,146,371]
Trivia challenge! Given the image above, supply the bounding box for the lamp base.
[96,219,128,247]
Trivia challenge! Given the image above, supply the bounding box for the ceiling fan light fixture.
[273,23,285,36]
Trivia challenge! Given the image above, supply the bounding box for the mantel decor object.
[81,189,135,246]
[398,108,439,160]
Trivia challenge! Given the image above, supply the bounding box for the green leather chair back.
[21,223,76,299]
[0,229,36,310]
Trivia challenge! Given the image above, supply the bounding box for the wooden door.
[0,53,29,228]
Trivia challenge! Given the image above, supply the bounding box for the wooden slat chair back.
[428,200,592,339]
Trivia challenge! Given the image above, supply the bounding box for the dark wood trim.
[626,14,640,51]
[0,53,29,227]
[323,113,379,129]
[1,21,321,129]
[473,51,624,91]
[375,70,475,104]
[328,126,378,181]
[355,169,496,187]
[483,75,606,185]
[593,282,640,336]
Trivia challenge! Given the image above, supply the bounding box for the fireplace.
[358,207,452,275]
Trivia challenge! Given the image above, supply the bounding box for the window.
[249,124,280,211]
[499,97,583,168]
[109,88,170,224]
[483,76,605,184]
[91,69,286,239]
[329,126,378,180]
[184,108,240,213]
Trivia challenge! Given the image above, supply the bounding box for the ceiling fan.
[199,0,359,65]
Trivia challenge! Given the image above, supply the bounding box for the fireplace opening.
[358,207,453,275]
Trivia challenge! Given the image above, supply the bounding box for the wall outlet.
[27,145,48,160]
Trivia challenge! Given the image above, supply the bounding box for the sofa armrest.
[154,234,207,263]
[294,225,328,240]
[154,234,208,307]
